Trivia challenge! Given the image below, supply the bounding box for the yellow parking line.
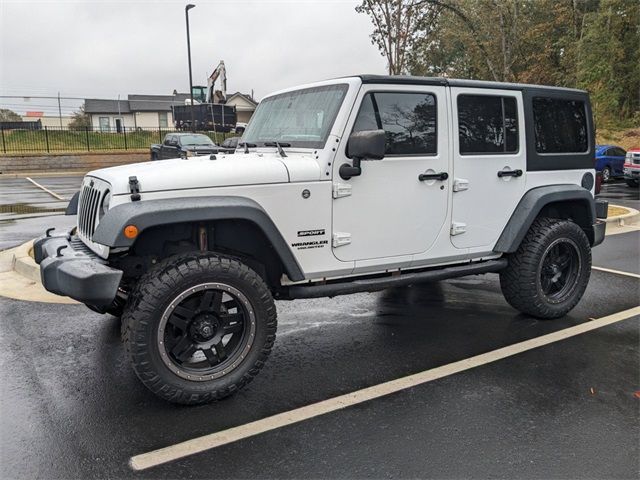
[592,266,640,279]
[129,305,640,471]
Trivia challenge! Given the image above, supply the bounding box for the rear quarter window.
[533,97,588,154]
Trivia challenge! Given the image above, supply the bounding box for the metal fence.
[0,126,238,154]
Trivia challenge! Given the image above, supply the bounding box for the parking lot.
[0,176,638,479]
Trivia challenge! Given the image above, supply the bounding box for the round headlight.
[99,190,111,219]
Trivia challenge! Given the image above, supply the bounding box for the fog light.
[124,225,139,239]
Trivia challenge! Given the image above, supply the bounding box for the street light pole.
[185,4,196,132]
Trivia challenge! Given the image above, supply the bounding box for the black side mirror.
[340,129,385,180]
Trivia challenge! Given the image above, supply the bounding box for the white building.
[225,92,258,124]
[85,93,190,131]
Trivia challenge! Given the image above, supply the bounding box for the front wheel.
[602,166,611,183]
[122,253,277,404]
[500,218,591,319]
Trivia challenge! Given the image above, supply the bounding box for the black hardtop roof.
[353,74,587,94]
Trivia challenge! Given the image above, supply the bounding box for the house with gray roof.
[85,93,190,131]
[225,92,258,124]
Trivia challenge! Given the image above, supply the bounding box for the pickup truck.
[150,133,219,160]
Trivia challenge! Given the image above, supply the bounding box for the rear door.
[450,88,526,249]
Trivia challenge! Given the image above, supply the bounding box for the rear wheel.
[500,218,591,319]
[602,166,611,183]
[122,252,277,404]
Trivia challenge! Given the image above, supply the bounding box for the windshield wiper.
[264,141,291,158]
[239,142,257,154]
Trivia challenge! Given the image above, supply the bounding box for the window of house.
[99,117,110,132]
[158,112,168,128]
[457,95,518,154]
[352,92,437,155]
[533,97,588,153]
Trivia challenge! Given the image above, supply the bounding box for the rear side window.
[352,92,437,155]
[457,95,518,154]
[533,97,588,153]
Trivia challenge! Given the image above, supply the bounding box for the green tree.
[68,104,91,130]
[0,108,21,122]
[356,0,442,74]
[576,0,640,124]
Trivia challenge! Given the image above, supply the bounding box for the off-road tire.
[121,252,277,405]
[499,218,591,319]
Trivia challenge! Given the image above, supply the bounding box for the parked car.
[595,144,626,182]
[623,147,640,187]
[212,136,240,154]
[150,133,219,160]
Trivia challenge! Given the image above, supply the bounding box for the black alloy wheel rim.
[538,238,581,304]
[157,283,256,381]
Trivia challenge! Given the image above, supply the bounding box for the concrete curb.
[0,171,86,179]
[0,241,77,304]
[0,240,41,282]
[605,205,640,226]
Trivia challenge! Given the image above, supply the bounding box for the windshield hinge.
[332,183,352,199]
[128,176,141,201]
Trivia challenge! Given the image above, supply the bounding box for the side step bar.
[284,258,508,300]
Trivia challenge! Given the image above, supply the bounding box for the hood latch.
[128,176,141,201]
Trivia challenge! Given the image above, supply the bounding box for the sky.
[0,0,387,116]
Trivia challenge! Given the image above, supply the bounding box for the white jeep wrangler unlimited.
[35,75,607,404]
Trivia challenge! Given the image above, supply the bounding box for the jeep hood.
[87,153,307,195]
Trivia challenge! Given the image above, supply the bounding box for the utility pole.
[185,4,196,132]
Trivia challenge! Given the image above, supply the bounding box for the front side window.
[533,97,588,154]
[242,84,348,149]
[352,92,437,155]
[458,95,518,154]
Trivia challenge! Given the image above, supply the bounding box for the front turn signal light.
[124,225,139,239]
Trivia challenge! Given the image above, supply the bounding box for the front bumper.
[623,166,639,180]
[592,220,606,247]
[33,230,122,308]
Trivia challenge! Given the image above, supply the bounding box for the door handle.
[419,172,448,181]
[497,169,523,178]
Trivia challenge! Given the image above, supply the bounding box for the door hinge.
[332,232,352,247]
[450,222,467,236]
[453,178,469,192]
[332,183,352,199]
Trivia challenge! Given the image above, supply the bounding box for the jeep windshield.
[179,134,215,146]
[242,84,348,149]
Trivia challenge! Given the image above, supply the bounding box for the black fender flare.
[494,184,596,253]
[66,191,80,215]
[93,196,305,281]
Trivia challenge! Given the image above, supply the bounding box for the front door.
[450,88,526,249]
[332,85,449,262]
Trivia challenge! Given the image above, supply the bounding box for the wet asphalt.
[0,176,638,479]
